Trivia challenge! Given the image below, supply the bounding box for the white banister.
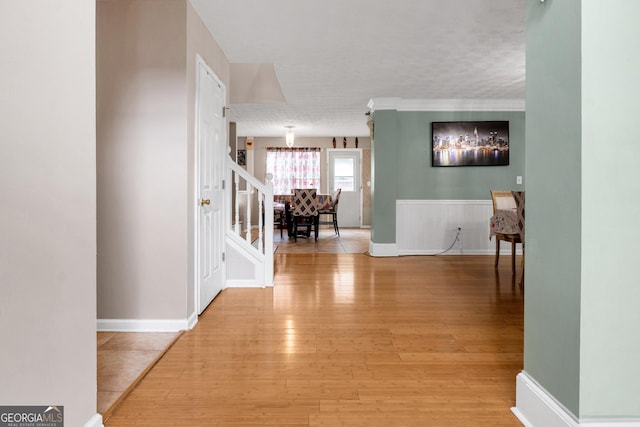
[264,177,274,284]
[245,186,252,244]
[234,171,240,235]
[226,158,274,287]
[257,188,264,250]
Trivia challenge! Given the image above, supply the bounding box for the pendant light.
[285,126,295,148]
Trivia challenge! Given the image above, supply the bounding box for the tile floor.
[97,331,180,419]
[274,227,370,254]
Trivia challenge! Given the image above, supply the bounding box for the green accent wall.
[524,0,582,416]
[526,0,640,419]
[371,109,525,244]
[370,110,399,244]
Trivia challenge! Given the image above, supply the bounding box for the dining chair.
[273,203,286,238]
[318,188,341,236]
[490,190,522,275]
[291,188,319,241]
[512,190,525,286]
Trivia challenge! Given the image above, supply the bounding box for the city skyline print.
[432,121,509,167]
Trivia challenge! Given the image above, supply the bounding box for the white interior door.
[196,58,225,314]
[328,149,361,228]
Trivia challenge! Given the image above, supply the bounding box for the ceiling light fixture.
[285,126,295,148]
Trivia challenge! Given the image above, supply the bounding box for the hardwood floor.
[105,251,524,426]
[97,228,368,419]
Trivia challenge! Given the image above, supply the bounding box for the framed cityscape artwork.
[431,121,509,167]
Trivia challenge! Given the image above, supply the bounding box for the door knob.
[200,198,211,206]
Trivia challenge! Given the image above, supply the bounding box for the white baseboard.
[187,311,198,330]
[226,279,266,288]
[84,414,103,427]
[97,318,190,332]
[397,249,495,256]
[513,372,640,427]
[368,241,398,257]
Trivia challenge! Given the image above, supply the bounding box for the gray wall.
[0,1,98,425]
[371,109,526,244]
[526,0,640,418]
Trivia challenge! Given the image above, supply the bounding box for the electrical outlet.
[516,176,523,185]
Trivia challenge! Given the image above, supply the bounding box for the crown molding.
[368,97,525,112]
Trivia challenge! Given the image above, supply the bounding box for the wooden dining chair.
[512,190,525,286]
[490,190,522,275]
[273,204,286,238]
[318,188,341,236]
[291,188,319,241]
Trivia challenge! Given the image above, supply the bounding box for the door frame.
[326,148,363,228]
[194,54,227,316]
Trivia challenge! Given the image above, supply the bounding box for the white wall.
[580,0,640,417]
[0,1,98,425]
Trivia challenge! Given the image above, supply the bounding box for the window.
[266,147,321,195]
[333,157,355,191]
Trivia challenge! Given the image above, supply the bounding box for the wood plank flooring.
[105,252,524,426]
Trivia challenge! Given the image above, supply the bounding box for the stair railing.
[226,157,274,286]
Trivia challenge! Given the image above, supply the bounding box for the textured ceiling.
[190,0,526,137]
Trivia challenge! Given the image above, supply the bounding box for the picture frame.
[236,149,246,166]
[431,121,509,167]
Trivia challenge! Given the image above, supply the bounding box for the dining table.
[275,193,333,210]
[274,193,334,238]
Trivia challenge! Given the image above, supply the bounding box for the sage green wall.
[371,110,525,244]
[525,0,640,418]
[525,0,582,415]
[371,110,399,243]
[580,1,640,417]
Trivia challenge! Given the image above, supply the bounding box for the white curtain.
[266,147,321,195]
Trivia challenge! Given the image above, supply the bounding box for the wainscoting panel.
[396,200,518,255]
